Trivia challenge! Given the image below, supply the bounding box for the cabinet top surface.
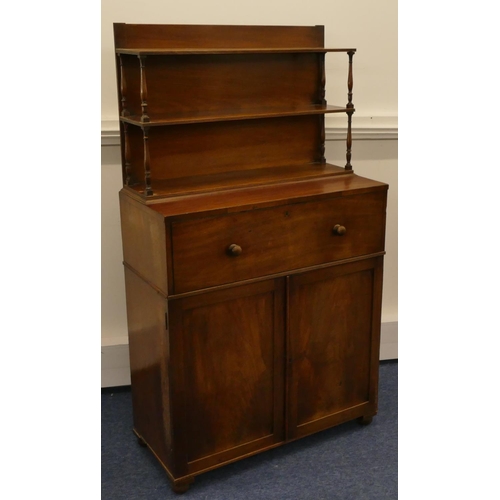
[123,174,388,220]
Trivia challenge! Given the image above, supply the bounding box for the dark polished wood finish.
[129,115,322,180]
[124,269,173,472]
[171,191,386,294]
[170,279,285,473]
[345,51,355,170]
[124,163,350,200]
[113,23,325,50]
[114,24,357,199]
[115,23,387,493]
[287,257,383,439]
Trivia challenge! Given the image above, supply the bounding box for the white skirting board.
[379,321,398,361]
[101,322,398,388]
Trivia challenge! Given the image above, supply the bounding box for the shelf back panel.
[127,115,321,184]
[114,23,324,50]
[120,53,323,120]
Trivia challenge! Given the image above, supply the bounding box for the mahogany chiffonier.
[113,23,388,493]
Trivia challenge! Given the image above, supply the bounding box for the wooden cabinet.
[114,23,388,493]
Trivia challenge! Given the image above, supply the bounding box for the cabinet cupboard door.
[287,257,383,440]
[169,279,285,475]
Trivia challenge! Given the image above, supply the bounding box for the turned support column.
[316,53,326,163]
[318,114,326,163]
[139,55,150,123]
[143,126,153,196]
[123,122,132,186]
[345,50,355,171]
[118,54,130,117]
[318,52,326,106]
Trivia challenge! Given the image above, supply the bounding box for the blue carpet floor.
[102,360,397,499]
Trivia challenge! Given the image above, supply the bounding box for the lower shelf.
[125,162,351,199]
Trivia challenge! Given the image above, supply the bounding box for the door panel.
[287,258,383,439]
[169,279,285,474]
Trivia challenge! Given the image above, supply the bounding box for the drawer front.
[171,191,386,293]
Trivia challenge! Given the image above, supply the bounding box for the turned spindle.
[119,54,130,117]
[123,122,132,186]
[345,50,355,171]
[139,56,150,123]
[318,114,326,163]
[143,126,153,196]
[318,52,326,106]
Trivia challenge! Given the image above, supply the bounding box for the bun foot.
[357,415,373,425]
[171,478,194,494]
[137,435,147,447]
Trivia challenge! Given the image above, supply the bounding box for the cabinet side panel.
[124,268,172,471]
[119,190,168,294]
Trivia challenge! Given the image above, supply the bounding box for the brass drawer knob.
[227,244,243,256]
[332,224,347,236]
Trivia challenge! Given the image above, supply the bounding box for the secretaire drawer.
[171,191,387,293]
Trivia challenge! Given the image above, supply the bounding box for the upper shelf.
[116,47,356,56]
[120,104,353,127]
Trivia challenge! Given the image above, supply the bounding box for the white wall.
[101,0,398,385]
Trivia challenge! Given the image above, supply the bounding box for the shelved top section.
[114,23,327,49]
[113,23,358,199]
[115,47,356,56]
